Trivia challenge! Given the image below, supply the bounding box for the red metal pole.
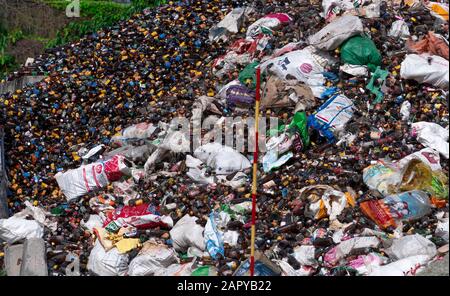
[250,67,261,276]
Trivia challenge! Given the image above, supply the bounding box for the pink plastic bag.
[265,13,293,23]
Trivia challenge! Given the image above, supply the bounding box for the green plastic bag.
[191,266,211,276]
[191,266,217,276]
[238,61,260,89]
[366,66,389,104]
[221,204,248,222]
[268,111,310,148]
[50,206,65,216]
[287,111,310,148]
[340,36,382,72]
[179,253,190,260]
[431,172,449,200]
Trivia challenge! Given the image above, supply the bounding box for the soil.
[0,0,71,65]
[6,39,45,66]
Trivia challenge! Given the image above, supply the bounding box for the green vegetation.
[45,0,167,48]
[1,1,165,79]
[0,23,23,79]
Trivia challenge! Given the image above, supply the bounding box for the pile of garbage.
[0,0,449,276]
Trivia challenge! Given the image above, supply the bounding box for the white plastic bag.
[388,20,410,39]
[230,201,254,214]
[324,236,380,266]
[186,155,215,184]
[308,93,354,141]
[385,234,437,260]
[21,200,57,231]
[322,0,381,21]
[191,96,219,125]
[144,147,170,174]
[314,94,354,133]
[223,230,239,247]
[262,132,294,172]
[299,185,347,221]
[111,122,157,146]
[262,150,293,172]
[293,245,317,266]
[337,236,380,256]
[194,143,251,175]
[346,253,388,275]
[276,260,315,276]
[0,216,44,244]
[400,54,449,89]
[246,13,292,40]
[363,1,381,18]
[55,162,108,201]
[186,155,249,188]
[106,145,155,164]
[340,64,368,76]
[55,154,131,201]
[216,172,248,188]
[81,215,104,233]
[209,7,249,41]
[435,217,449,242]
[186,247,209,258]
[154,262,195,276]
[321,0,356,20]
[128,241,179,276]
[169,214,205,253]
[362,161,403,196]
[265,133,293,155]
[411,122,449,159]
[322,189,348,221]
[400,100,411,121]
[397,148,442,171]
[260,47,329,97]
[368,255,430,276]
[87,241,129,276]
[81,144,105,161]
[215,8,245,33]
[160,130,190,153]
[308,15,363,50]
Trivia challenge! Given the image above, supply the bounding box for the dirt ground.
[0,0,71,65]
[6,39,45,66]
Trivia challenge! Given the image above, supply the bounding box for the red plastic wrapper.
[104,155,129,182]
[103,203,173,232]
[407,32,449,60]
[265,13,292,23]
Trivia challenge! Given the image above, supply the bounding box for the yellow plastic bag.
[115,238,141,254]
